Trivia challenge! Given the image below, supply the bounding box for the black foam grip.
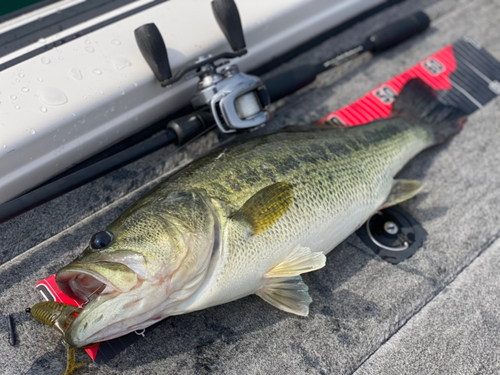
[134,23,172,82]
[211,0,246,52]
[263,65,319,102]
[369,11,430,52]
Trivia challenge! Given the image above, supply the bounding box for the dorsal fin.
[231,182,294,235]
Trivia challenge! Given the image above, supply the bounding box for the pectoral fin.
[256,276,312,316]
[381,179,423,209]
[264,245,326,278]
[231,182,294,235]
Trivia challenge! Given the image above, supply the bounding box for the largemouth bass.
[56,79,466,348]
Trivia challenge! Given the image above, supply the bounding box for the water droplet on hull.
[69,68,83,80]
[111,57,132,70]
[38,87,68,106]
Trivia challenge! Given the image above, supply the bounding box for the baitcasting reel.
[134,0,270,135]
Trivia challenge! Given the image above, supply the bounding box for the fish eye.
[90,231,113,250]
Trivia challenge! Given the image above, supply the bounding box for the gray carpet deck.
[1,0,500,374]
[354,238,500,375]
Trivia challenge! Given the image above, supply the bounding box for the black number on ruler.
[373,85,396,104]
[422,59,444,76]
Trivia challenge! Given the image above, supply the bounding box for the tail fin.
[391,78,467,144]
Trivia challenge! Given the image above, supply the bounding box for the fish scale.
[173,120,434,312]
[56,79,467,347]
[166,123,429,207]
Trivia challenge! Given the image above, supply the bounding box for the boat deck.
[1,0,500,373]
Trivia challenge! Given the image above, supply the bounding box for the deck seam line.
[0,162,189,272]
[351,229,500,374]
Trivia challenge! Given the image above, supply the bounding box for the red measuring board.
[320,37,500,125]
[320,45,455,125]
[35,36,500,364]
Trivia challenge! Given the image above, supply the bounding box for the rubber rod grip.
[211,0,246,52]
[167,112,214,146]
[134,23,172,82]
[368,11,430,52]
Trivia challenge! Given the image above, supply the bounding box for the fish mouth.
[61,275,168,347]
[69,306,165,347]
[55,261,139,305]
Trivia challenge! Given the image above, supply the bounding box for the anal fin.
[256,276,312,316]
[381,179,423,209]
[264,245,326,278]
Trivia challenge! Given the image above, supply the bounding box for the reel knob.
[134,23,172,83]
[211,0,247,53]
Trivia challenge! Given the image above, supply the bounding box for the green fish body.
[56,79,466,347]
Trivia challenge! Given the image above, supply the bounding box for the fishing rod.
[265,10,430,102]
[0,2,430,224]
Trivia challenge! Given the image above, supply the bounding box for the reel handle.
[211,0,246,53]
[134,23,172,82]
